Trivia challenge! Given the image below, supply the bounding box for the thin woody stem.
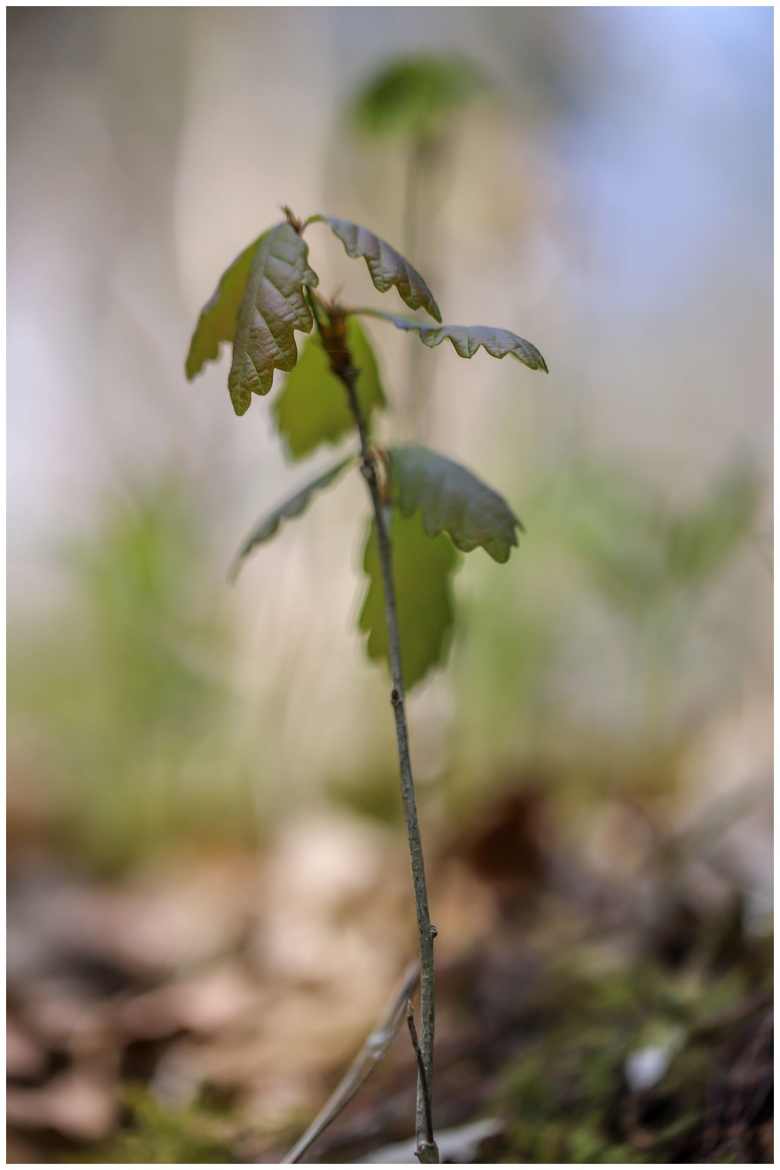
[308,291,439,1162]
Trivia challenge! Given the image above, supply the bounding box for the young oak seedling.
[185,208,547,1162]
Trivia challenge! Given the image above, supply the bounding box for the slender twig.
[281,962,420,1164]
[406,1001,435,1154]
[308,290,439,1163]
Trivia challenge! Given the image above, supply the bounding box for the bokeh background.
[7,7,773,1164]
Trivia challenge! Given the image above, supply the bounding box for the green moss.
[501,1027,631,1163]
[495,944,766,1164]
[84,1086,234,1164]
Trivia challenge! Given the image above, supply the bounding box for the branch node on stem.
[416,1141,440,1164]
[360,456,376,485]
[281,205,303,234]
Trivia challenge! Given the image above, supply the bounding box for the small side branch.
[281,962,420,1164]
[406,1001,435,1160]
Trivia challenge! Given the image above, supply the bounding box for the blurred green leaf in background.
[450,457,761,806]
[349,54,490,141]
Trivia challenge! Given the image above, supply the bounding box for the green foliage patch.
[312,215,441,321]
[187,206,546,688]
[390,444,521,563]
[231,457,353,580]
[185,235,263,380]
[356,309,548,372]
[349,54,489,140]
[273,318,385,460]
[227,223,319,415]
[359,508,459,689]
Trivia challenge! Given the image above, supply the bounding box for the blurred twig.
[282,962,420,1164]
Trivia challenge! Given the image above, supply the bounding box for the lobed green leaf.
[230,457,353,580]
[313,215,441,322]
[359,508,458,690]
[185,235,264,381]
[227,223,319,416]
[272,318,385,460]
[389,444,521,563]
[356,309,548,373]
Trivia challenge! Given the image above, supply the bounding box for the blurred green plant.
[348,54,489,141]
[551,461,759,614]
[549,459,759,746]
[9,480,258,871]
[448,456,760,806]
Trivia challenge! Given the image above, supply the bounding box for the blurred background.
[7,7,772,1164]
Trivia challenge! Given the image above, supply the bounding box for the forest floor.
[7,782,772,1163]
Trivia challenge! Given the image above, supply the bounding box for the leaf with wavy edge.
[227,222,319,416]
[272,318,385,460]
[310,215,441,322]
[230,457,353,580]
[186,234,264,381]
[359,507,458,690]
[389,444,521,563]
[354,308,548,373]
